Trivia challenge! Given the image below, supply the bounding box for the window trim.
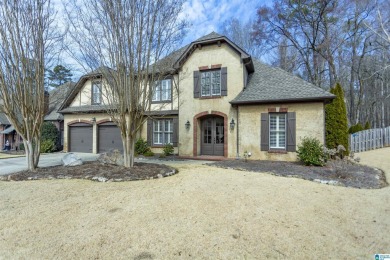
[152,78,172,103]
[152,119,173,147]
[200,69,221,97]
[91,81,102,105]
[269,113,287,150]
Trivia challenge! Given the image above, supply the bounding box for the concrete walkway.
[0,153,99,175]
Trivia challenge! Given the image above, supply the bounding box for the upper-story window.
[92,81,101,105]
[152,79,171,102]
[201,69,221,96]
[194,67,226,98]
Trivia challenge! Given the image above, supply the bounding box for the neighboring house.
[44,82,76,149]
[0,83,74,151]
[0,112,22,150]
[59,32,335,161]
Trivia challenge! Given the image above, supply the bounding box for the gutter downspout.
[236,105,239,159]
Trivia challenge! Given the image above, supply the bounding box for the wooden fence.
[350,126,390,153]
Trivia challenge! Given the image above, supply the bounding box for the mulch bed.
[0,162,177,182]
[208,159,387,189]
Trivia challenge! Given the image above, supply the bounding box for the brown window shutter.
[147,119,153,146]
[260,113,269,151]
[172,117,178,147]
[221,67,227,96]
[287,112,296,152]
[193,71,200,98]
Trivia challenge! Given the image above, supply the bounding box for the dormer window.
[92,81,101,105]
[152,79,172,102]
[201,69,221,96]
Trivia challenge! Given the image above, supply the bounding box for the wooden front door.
[201,117,224,156]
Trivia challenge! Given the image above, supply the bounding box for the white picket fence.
[350,126,390,153]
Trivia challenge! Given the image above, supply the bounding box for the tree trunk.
[24,140,36,171]
[123,132,136,168]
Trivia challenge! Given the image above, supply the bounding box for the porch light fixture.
[185,120,191,130]
[230,118,235,130]
[91,117,96,123]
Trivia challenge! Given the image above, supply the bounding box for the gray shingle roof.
[45,82,76,121]
[231,59,335,104]
[154,32,225,71]
[0,112,10,125]
[193,32,223,42]
[60,105,114,114]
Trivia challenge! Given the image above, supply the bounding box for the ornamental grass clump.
[297,137,326,166]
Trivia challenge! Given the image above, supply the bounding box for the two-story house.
[59,32,335,161]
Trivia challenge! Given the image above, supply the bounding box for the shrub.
[19,143,25,151]
[297,137,326,166]
[41,122,59,151]
[144,150,155,157]
[163,143,174,156]
[40,139,56,153]
[325,83,349,154]
[364,121,371,130]
[135,138,151,155]
[348,123,364,134]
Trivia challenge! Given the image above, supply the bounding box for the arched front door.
[201,117,224,156]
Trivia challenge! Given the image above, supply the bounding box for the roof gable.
[172,32,254,73]
[58,68,107,112]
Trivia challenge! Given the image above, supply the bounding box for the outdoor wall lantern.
[91,117,96,123]
[185,120,191,130]
[230,118,235,130]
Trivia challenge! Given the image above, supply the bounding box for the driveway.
[0,153,99,175]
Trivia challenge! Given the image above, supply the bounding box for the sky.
[179,0,271,45]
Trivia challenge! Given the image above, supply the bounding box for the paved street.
[0,153,99,175]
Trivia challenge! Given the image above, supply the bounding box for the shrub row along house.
[58,32,334,161]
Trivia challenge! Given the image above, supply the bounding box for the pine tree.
[47,65,73,88]
[325,83,349,154]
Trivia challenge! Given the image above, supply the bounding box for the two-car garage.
[68,121,122,153]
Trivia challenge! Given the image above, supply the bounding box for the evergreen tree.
[364,121,371,130]
[325,83,349,154]
[348,123,364,134]
[47,65,73,88]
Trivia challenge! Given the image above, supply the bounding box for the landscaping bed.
[0,161,177,182]
[208,159,387,189]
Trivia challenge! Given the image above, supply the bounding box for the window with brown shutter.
[193,67,227,98]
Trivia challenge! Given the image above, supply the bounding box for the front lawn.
[0,162,388,259]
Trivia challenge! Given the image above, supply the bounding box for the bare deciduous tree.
[66,0,186,167]
[252,0,390,128]
[0,0,56,171]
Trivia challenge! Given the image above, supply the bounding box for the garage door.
[69,123,93,153]
[98,122,122,153]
